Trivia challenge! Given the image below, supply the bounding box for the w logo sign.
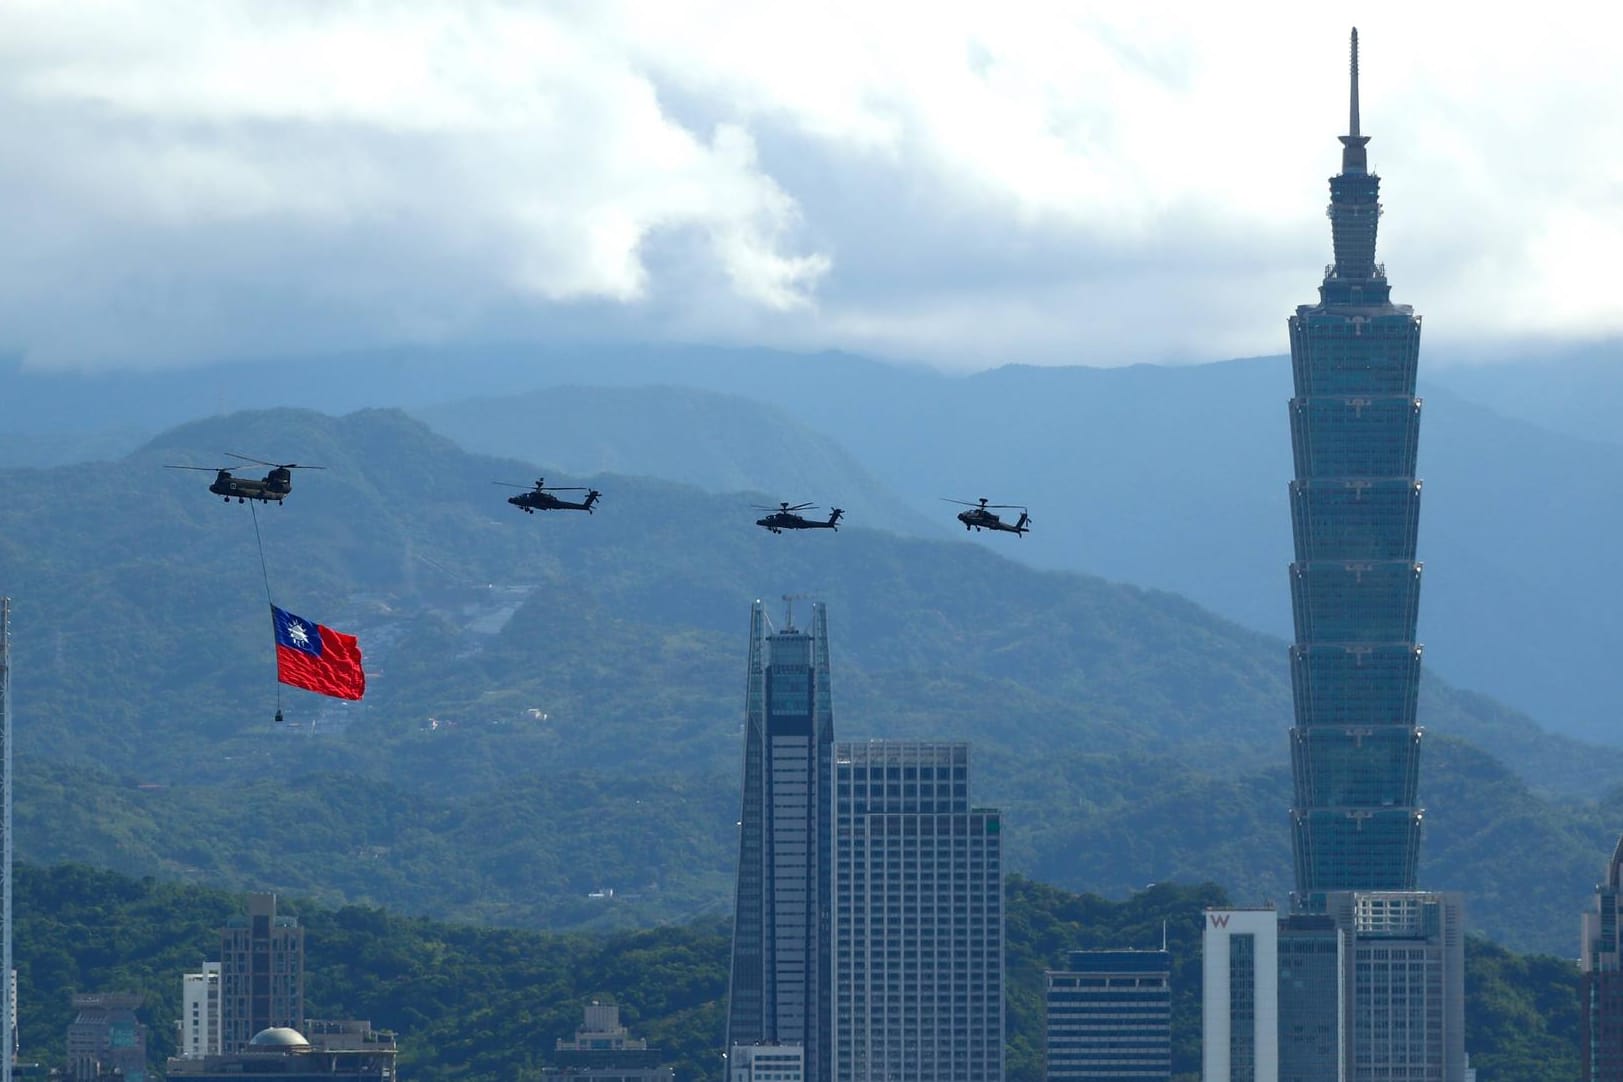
[1209,913,1231,928]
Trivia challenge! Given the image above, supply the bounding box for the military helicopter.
[944,497,1031,536]
[754,501,844,534]
[495,478,602,515]
[166,453,325,504]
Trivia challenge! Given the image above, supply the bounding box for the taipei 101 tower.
[1286,29,1425,909]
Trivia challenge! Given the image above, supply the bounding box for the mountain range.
[0,402,1617,953]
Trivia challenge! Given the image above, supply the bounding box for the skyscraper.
[830,741,1004,1082]
[218,893,304,1054]
[726,600,834,1082]
[1286,27,1425,908]
[1581,834,1623,1081]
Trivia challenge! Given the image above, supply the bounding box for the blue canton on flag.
[273,605,324,657]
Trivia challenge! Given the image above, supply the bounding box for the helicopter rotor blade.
[226,452,325,470]
[493,481,533,489]
[942,498,982,507]
[166,465,231,472]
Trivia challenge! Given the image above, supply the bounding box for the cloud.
[2,1,1621,370]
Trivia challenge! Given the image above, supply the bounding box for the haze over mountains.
[0,387,1619,954]
[3,343,1620,741]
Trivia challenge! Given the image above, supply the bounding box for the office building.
[1325,892,1465,1082]
[219,893,305,1054]
[65,993,146,1082]
[1285,27,1425,908]
[729,1044,805,1082]
[167,1021,396,1082]
[726,601,834,1082]
[831,741,1004,1082]
[1581,834,1623,1081]
[1276,916,1344,1082]
[1202,908,1278,1082]
[543,1001,673,1082]
[181,961,221,1059]
[1045,949,1169,1082]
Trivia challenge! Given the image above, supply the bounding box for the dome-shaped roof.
[250,1027,311,1051]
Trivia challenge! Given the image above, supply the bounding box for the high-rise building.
[218,893,304,1054]
[542,1002,674,1082]
[830,741,1004,1082]
[726,601,834,1082]
[1580,834,1623,1081]
[1276,915,1344,1082]
[1324,891,1465,1082]
[1202,908,1278,1082]
[65,993,147,1082]
[1285,26,1426,909]
[1044,949,1170,1082]
[181,962,221,1059]
[728,1044,805,1082]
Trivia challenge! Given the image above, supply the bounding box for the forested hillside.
[0,408,1617,953]
[12,865,1580,1082]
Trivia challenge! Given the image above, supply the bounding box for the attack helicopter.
[754,501,844,534]
[495,478,602,514]
[944,497,1030,536]
[166,453,325,504]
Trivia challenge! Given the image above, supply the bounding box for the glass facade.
[1286,30,1424,906]
[831,742,1004,1082]
[727,603,835,1082]
[1580,835,1623,1081]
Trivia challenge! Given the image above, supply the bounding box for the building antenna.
[1349,27,1360,138]
[781,593,813,631]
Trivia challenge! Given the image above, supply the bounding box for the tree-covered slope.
[13,864,1579,1082]
[0,407,1616,953]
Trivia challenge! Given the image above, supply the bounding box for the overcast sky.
[3,1,1620,372]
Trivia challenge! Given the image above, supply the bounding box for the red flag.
[271,605,365,701]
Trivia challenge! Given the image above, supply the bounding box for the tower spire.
[1338,27,1370,175]
[1349,27,1361,139]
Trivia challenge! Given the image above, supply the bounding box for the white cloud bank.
[2,1,1621,369]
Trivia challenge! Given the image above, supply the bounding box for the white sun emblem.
[287,621,311,647]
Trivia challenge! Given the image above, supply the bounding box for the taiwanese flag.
[271,604,366,701]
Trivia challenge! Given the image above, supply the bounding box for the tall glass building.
[1286,28,1425,908]
[726,601,835,1082]
[831,742,1004,1082]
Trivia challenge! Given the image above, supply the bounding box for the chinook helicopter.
[754,501,844,534]
[166,453,325,504]
[944,497,1030,536]
[495,478,602,514]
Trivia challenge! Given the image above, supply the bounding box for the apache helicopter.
[754,501,844,534]
[944,497,1031,536]
[495,478,602,515]
[166,453,325,504]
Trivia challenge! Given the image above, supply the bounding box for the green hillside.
[12,864,1581,1082]
[0,408,1616,953]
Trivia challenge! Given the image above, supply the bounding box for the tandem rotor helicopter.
[495,478,602,515]
[944,497,1031,536]
[166,453,325,504]
[754,501,844,534]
